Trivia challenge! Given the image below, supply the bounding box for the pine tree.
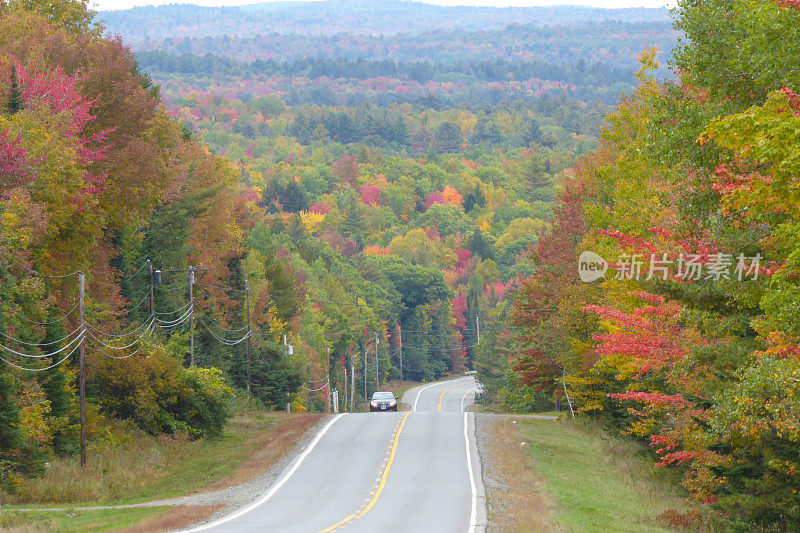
[6,65,23,114]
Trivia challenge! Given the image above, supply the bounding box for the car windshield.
[372,392,394,400]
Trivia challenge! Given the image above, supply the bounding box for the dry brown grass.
[488,418,562,532]
[3,412,325,506]
[204,412,324,491]
[6,430,195,504]
[112,504,224,533]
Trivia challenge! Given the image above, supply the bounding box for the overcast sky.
[93,0,675,12]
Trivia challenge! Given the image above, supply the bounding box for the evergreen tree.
[6,65,23,114]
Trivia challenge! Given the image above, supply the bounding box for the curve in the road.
[437,380,474,412]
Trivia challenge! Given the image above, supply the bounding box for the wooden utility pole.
[245,280,251,397]
[188,266,195,366]
[148,260,155,318]
[78,272,87,468]
[350,355,355,412]
[325,348,331,413]
[374,332,379,386]
[363,350,367,403]
[342,357,348,413]
[476,315,480,343]
[398,324,403,385]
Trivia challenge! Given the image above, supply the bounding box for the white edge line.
[464,411,478,533]
[460,387,478,413]
[179,414,345,532]
[412,381,441,411]
[412,377,472,412]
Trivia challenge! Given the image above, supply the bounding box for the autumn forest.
[1,0,800,529]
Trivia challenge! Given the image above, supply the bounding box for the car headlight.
[389,400,396,406]
[370,401,378,407]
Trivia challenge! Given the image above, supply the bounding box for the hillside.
[102,1,672,40]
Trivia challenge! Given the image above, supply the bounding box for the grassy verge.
[3,411,323,507]
[489,417,697,532]
[0,506,164,533]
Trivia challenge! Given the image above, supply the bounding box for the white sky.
[94,0,675,12]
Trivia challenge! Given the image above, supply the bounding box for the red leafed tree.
[309,201,331,215]
[360,184,384,206]
[11,58,112,195]
[455,248,472,271]
[0,129,33,192]
[451,292,468,371]
[512,183,589,392]
[451,292,467,330]
[333,154,360,186]
[583,295,690,378]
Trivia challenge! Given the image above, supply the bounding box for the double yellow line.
[437,381,471,412]
[317,411,411,533]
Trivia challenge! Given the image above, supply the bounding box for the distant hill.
[101,0,672,43]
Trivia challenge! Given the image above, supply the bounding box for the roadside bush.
[90,339,233,438]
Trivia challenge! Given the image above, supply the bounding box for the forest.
[474,0,800,529]
[102,1,672,42]
[0,0,585,498]
[2,0,800,529]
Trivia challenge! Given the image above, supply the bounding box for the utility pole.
[326,348,331,414]
[188,266,195,366]
[78,272,87,468]
[342,357,348,413]
[398,324,403,385]
[148,260,155,318]
[374,332,379,386]
[476,315,480,343]
[363,350,367,403]
[245,280,251,397]
[350,354,355,412]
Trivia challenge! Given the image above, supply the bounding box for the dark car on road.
[369,391,397,412]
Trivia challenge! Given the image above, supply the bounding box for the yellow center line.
[316,411,411,533]
[437,381,471,412]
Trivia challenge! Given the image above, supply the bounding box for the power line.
[85,318,156,350]
[154,300,192,316]
[86,316,155,338]
[198,318,250,346]
[0,329,85,360]
[0,324,84,347]
[0,298,80,325]
[0,339,82,372]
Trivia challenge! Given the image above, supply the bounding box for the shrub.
[90,340,233,438]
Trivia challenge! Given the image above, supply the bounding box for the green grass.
[518,418,690,533]
[4,411,318,507]
[120,416,273,503]
[0,506,167,532]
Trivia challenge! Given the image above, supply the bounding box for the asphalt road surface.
[185,376,486,533]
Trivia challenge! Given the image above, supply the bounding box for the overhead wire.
[0,329,85,359]
[198,318,250,346]
[87,315,155,338]
[154,305,193,327]
[155,300,192,316]
[86,324,156,360]
[301,382,329,392]
[0,324,84,347]
[201,315,249,333]
[120,292,151,315]
[85,318,156,350]
[0,339,82,372]
[3,255,81,280]
[82,261,150,288]
[0,300,80,325]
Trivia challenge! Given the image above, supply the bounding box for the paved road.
[185,376,485,533]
